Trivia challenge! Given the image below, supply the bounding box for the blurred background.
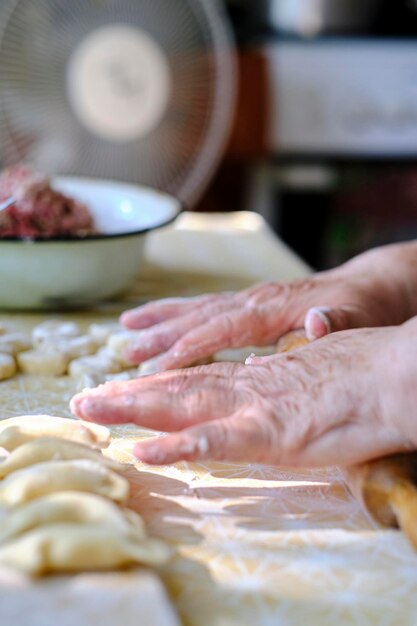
[2,0,417,271]
[198,0,417,270]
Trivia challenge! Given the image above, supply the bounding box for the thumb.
[304,305,372,341]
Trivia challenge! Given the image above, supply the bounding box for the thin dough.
[0,437,122,478]
[0,491,146,544]
[0,523,171,575]
[0,415,110,451]
[0,459,129,507]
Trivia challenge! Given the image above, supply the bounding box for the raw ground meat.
[0,165,95,239]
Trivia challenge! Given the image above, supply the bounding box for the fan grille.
[0,0,236,206]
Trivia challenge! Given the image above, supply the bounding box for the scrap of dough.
[0,491,146,544]
[76,369,137,392]
[0,415,110,451]
[0,333,32,356]
[17,348,69,376]
[0,437,123,478]
[68,348,123,378]
[0,459,129,507]
[31,320,81,346]
[88,322,122,346]
[0,353,16,381]
[0,523,172,575]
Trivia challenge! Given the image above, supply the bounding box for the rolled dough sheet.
[0,568,180,626]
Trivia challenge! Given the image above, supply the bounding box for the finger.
[154,305,286,371]
[120,293,234,329]
[304,303,382,341]
[71,386,241,431]
[71,362,245,416]
[134,413,276,465]
[304,307,332,340]
[72,363,240,401]
[124,300,241,364]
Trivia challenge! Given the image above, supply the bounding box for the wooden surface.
[1,212,417,626]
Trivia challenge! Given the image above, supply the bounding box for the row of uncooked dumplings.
[0,320,145,386]
[0,415,171,576]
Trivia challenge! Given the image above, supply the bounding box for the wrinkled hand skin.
[70,319,417,468]
[119,242,417,372]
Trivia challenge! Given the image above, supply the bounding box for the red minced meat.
[0,164,95,239]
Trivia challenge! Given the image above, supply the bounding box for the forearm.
[339,241,417,325]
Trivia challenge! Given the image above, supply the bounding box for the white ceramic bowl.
[0,176,182,310]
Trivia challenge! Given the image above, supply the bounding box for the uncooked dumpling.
[0,353,16,381]
[0,459,129,507]
[31,320,81,346]
[17,348,69,376]
[0,523,172,575]
[0,437,123,478]
[0,415,110,451]
[88,322,122,346]
[106,330,142,367]
[68,348,122,379]
[0,332,32,356]
[0,491,146,544]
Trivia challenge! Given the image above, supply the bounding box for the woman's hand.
[70,321,417,467]
[119,242,417,372]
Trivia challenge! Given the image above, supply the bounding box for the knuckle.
[165,373,197,394]
[277,396,316,454]
[206,421,231,457]
[183,389,213,415]
[216,312,238,338]
[247,413,280,462]
[244,282,282,307]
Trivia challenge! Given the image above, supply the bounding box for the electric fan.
[0,0,236,207]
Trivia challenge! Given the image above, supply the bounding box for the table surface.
[1,211,417,626]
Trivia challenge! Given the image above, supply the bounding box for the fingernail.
[120,311,132,326]
[305,306,332,341]
[71,397,92,418]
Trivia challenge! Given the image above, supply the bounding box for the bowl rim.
[0,175,184,244]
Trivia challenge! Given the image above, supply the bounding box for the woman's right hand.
[120,242,417,372]
[71,318,417,467]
